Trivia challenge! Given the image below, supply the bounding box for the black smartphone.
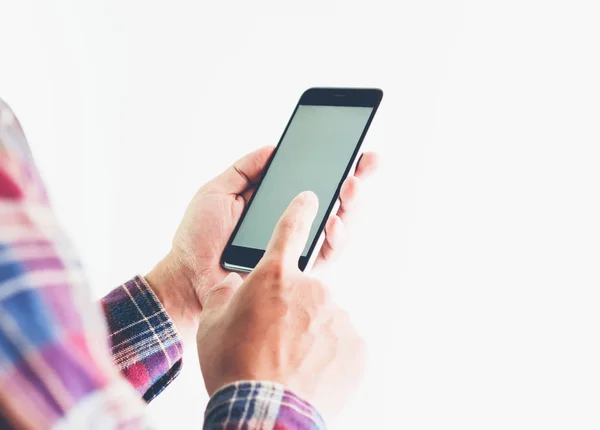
[221,87,383,272]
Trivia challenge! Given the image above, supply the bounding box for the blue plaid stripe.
[101,276,183,401]
[1,98,327,429]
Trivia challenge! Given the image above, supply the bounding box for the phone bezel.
[221,87,383,272]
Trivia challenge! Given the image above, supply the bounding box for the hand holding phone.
[147,88,381,340]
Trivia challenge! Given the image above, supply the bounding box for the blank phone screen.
[232,104,373,256]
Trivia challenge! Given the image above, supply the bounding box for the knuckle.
[278,215,298,234]
[208,284,230,296]
[258,255,284,272]
[205,284,233,300]
[347,176,360,194]
[267,295,290,319]
[264,258,286,280]
[255,257,288,288]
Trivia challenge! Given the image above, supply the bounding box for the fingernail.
[297,190,319,207]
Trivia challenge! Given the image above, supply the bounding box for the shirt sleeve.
[101,275,183,402]
[0,99,326,429]
[203,381,327,430]
[0,99,150,428]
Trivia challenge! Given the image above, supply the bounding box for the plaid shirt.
[0,99,326,429]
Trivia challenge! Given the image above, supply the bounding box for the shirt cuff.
[204,381,326,430]
[101,275,183,402]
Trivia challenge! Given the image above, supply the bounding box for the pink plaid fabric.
[0,99,179,428]
[0,99,325,429]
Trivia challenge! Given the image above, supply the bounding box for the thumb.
[202,272,243,311]
[209,146,274,194]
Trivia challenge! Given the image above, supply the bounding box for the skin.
[197,191,365,421]
[146,146,379,343]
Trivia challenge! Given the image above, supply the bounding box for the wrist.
[145,252,202,343]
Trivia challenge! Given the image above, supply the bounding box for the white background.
[1,1,599,428]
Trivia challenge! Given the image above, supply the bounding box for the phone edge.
[221,87,384,273]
